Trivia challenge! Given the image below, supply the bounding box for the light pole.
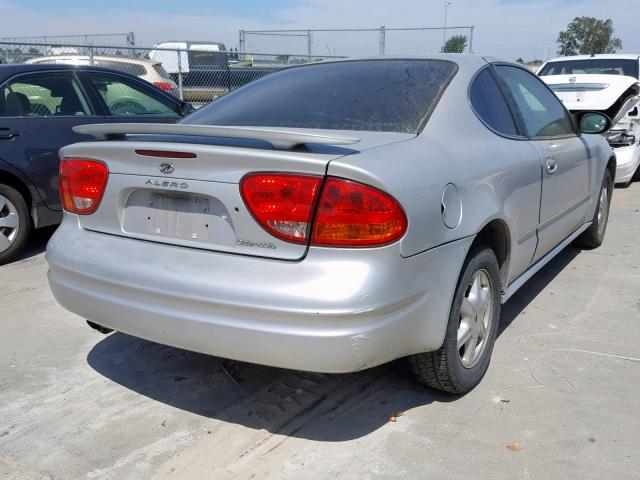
[442,1,452,50]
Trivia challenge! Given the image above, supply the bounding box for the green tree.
[557,17,622,56]
[515,57,524,64]
[441,35,468,53]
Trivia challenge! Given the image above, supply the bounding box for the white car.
[26,55,179,95]
[539,54,640,184]
[148,41,230,74]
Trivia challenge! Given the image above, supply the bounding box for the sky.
[1,0,638,60]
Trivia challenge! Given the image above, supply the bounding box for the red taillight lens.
[59,159,108,215]
[240,174,408,247]
[312,178,407,247]
[154,81,174,92]
[240,173,322,243]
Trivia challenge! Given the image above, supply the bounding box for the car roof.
[0,63,143,81]
[26,55,158,65]
[288,54,509,73]
[545,54,640,62]
[153,41,226,48]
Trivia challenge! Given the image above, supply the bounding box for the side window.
[0,72,92,117]
[469,68,519,137]
[495,66,575,138]
[87,72,179,118]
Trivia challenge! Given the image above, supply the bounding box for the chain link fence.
[0,33,136,48]
[0,41,342,105]
[240,26,475,56]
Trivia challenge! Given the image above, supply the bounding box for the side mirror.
[577,112,612,134]
[179,102,195,117]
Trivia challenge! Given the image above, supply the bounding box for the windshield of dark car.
[182,59,457,133]
[539,59,639,78]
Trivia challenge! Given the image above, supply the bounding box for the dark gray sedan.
[0,63,193,264]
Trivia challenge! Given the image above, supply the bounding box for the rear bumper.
[614,144,640,184]
[46,219,471,373]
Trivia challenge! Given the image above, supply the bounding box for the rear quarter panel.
[328,59,543,284]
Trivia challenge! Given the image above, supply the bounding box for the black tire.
[409,244,501,394]
[0,183,30,266]
[574,168,613,249]
[633,165,640,182]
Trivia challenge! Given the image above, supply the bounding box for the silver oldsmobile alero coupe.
[46,55,615,393]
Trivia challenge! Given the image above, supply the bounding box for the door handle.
[0,129,20,140]
[545,157,558,175]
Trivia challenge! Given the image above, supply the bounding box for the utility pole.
[442,1,452,50]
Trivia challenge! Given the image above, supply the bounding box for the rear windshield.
[152,62,172,79]
[188,51,227,68]
[539,59,639,78]
[182,59,457,133]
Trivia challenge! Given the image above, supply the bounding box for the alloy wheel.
[0,193,20,254]
[457,269,493,368]
[597,183,609,238]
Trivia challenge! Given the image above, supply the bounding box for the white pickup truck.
[539,54,640,184]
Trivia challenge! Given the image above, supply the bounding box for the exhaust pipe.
[86,320,114,334]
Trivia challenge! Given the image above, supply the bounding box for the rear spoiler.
[73,123,361,150]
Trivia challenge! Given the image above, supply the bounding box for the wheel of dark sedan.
[574,168,613,249]
[409,245,501,394]
[0,184,30,266]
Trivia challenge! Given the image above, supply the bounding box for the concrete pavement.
[1,183,639,480]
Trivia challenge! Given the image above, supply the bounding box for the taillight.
[59,159,108,215]
[154,81,174,92]
[240,173,322,243]
[312,178,407,247]
[240,174,407,247]
[135,149,197,158]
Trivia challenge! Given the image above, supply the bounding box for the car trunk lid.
[61,124,414,260]
[541,74,640,115]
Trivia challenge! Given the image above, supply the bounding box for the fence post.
[307,30,312,56]
[89,44,95,66]
[379,26,386,55]
[239,30,245,53]
[177,48,184,101]
[468,26,474,54]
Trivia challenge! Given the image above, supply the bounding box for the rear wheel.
[409,245,501,393]
[574,168,613,249]
[0,184,30,266]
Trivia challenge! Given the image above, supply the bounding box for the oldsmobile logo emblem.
[159,163,175,174]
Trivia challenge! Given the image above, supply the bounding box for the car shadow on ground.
[14,226,57,262]
[499,246,580,335]
[87,246,581,441]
